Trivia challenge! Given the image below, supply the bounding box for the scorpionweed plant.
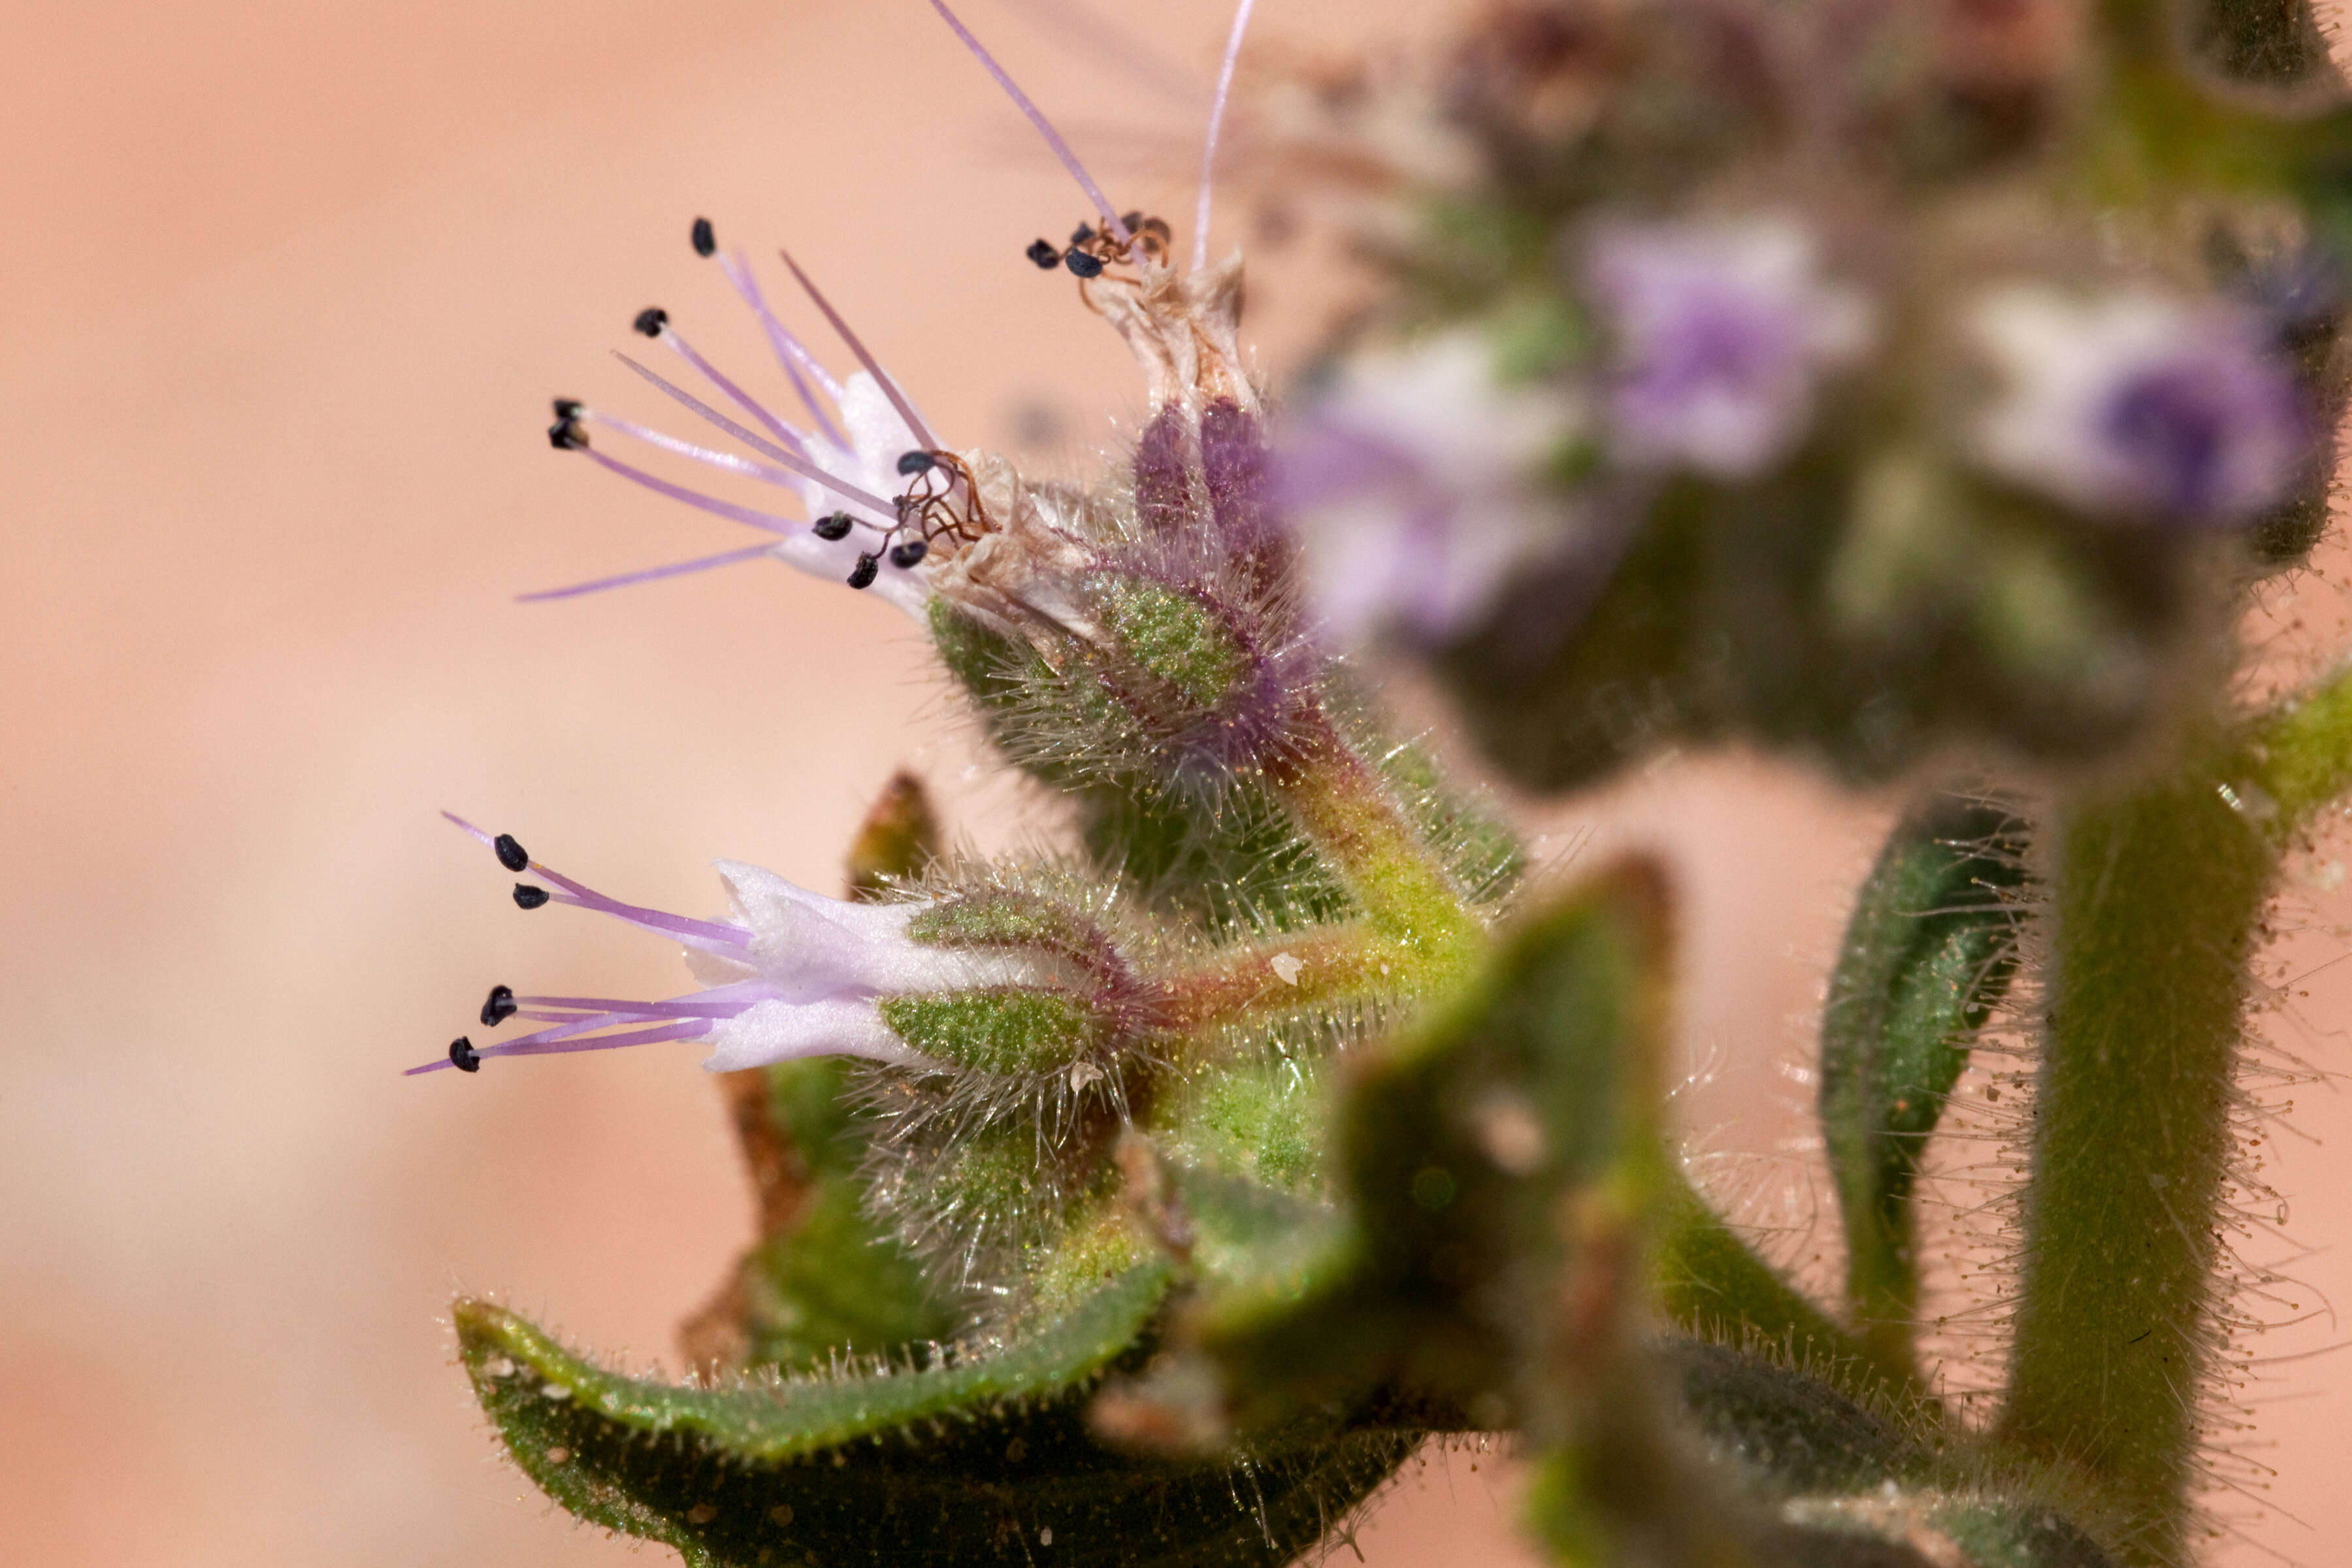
[421,1,2352,1563]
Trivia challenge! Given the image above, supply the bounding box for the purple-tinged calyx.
[1276,329,1584,646]
[1968,284,2311,527]
[412,816,1043,1076]
[1582,214,1870,479]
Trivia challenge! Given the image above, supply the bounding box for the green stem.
[1154,923,1407,1039]
[2000,734,2272,1567]
[1264,704,1484,988]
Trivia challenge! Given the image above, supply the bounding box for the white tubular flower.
[1276,329,1585,646]
[412,819,1036,1077]
[1967,284,2311,527]
[1583,214,1871,478]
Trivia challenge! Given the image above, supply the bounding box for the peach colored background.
[0,2,2344,1563]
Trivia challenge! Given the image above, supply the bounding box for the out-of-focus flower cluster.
[1256,0,2347,785]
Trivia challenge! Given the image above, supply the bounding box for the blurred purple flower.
[1583,215,1870,478]
[1970,286,2311,526]
[1275,331,1584,645]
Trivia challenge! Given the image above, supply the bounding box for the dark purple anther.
[481,985,518,1026]
[889,538,928,568]
[449,1037,482,1072]
[691,217,715,258]
[848,553,880,589]
[513,883,550,909]
[896,450,936,476]
[1134,404,1194,535]
[1065,251,1105,280]
[493,833,529,872]
[813,512,854,541]
[1026,238,1062,270]
[632,306,668,337]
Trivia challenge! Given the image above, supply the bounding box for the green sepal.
[457,1260,1414,1568]
[1820,796,2028,1379]
[877,988,1098,1075]
[1092,578,1251,716]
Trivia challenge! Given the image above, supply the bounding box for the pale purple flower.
[538,241,947,618]
[1276,331,1584,645]
[1968,285,2310,526]
[410,817,1034,1077]
[1583,215,1870,478]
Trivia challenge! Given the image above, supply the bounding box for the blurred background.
[2,1,2348,1562]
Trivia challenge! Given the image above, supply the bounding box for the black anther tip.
[896,449,937,476]
[481,984,518,1027]
[1025,238,1062,270]
[1120,210,1144,231]
[512,883,551,910]
[813,512,854,541]
[1064,250,1105,279]
[632,306,668,337]
[493,832,530,872]
[552,397,583,419]
[449,1036,482,1073]
[889,538,928,568]
[548,417,586,451]
[1070,223,1096,246]
[691,217,715,257]
[847,554,880,590]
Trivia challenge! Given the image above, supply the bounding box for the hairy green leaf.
[1819,796,2027,1380]
[458,1262,1406,1567]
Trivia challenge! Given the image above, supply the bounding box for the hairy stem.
[2001,735,2272,1567]
[1264,704,1484,989]
[1154,923,1409,1038]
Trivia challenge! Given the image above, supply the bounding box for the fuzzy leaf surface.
[457,1260,1407,1567]
[1818,796,2026,1375]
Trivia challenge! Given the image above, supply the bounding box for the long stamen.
[610,352,901,515]
[517,541,781,603]
[404,1017,711,1074]
[438,811,752,950]
[576,444,800,534]
[579,407,804,485]
[775,250,943,452]
[514,990,770,1018]
[719,252,851,448]
[1192,0,1259,272]
[644,315,811,453]
[924,0,1132,246]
